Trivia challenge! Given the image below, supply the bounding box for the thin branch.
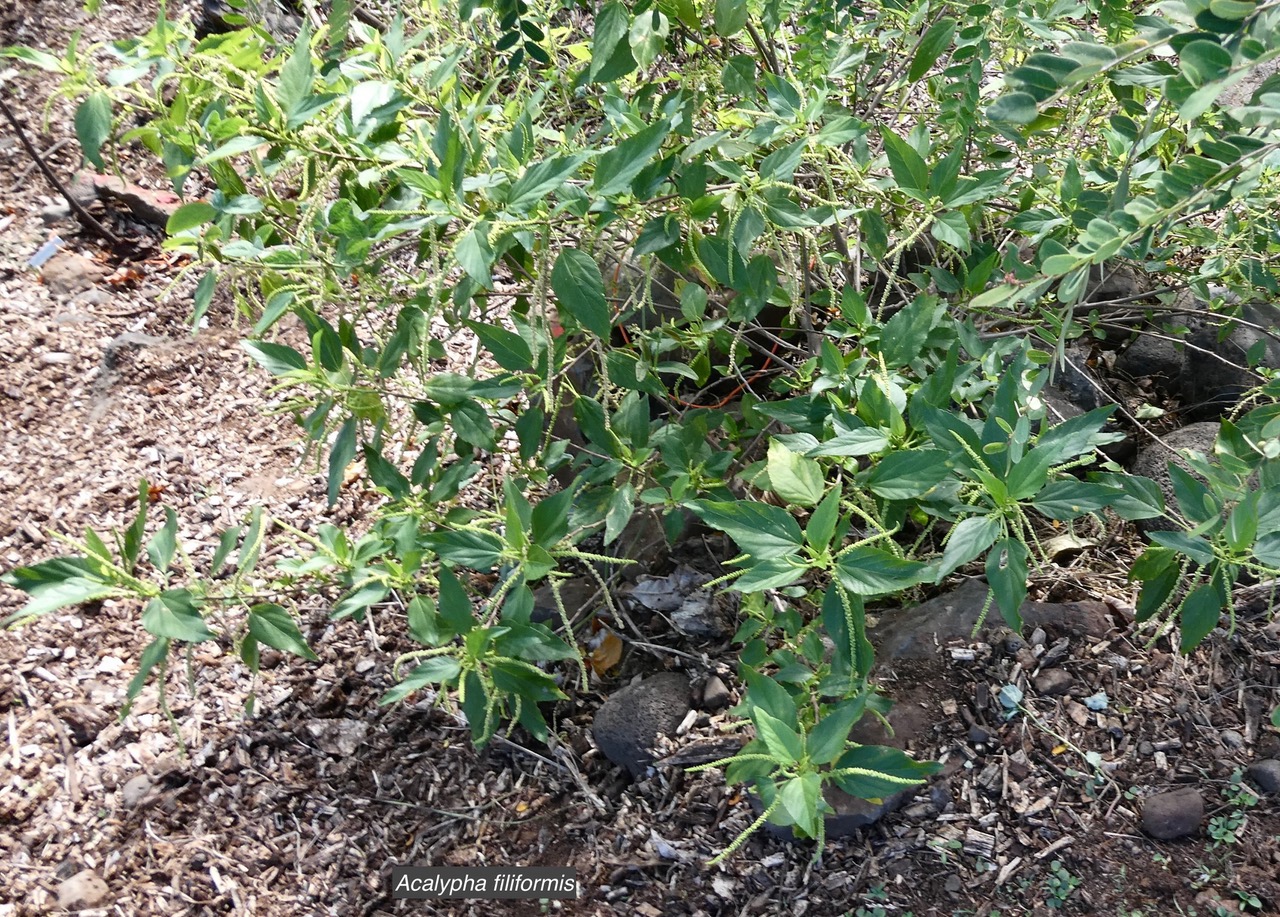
[0,96,120,246]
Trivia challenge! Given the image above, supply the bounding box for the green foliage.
[5,0,1280,862]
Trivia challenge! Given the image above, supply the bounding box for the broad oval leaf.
[551,248,612,339]
[248,603,319,660]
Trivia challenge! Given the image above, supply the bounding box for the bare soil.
[2,3,1279,915]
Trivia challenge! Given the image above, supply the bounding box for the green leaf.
[833,744,938,800]
[742,668,799,730]
[166,202,217,235]
[759,139,806,182]
[364,445,411,500]
[0,556,121,625]
[805,487,841,553]
[145,507,179,574]
[449,399,496,451]
[248,603,318,660]
[836,546,928,596]
[634,213,682,255]
[767,439,824,507]
[714,0,748,37]
[142,589,215,642]
[506,153,590,212]
[1179,39,1232,88]
[1006,407,1116,500]
[123,479,148,574]
[1132,546,1180,623]
[908,17,956,82]
[935,516,1000,582]
[1179,583,1222,653]
[628,8,669,69]
[236,506,265,578]
[211,525,242,574]
[380,656,464,705]
[986,538,1028,630]
[243,340,306,375]
[753,707,804,765]
[277,28,338,127]
[191,270,217,329]
[74,92,113,171]
[807,699,864,765]
[430,529,503,570]
[590,1,636,82]
[464,320,533,371]
[1030,481,1118,520]
[122,637,170,716]
[778,772,822,838]
[986,92,1040,125]
[327,419,356,507]
[604,482,636,545]
[551,248,612,339]
[1209,0,1256,18]
[333,581,390,622]
[1150,531,1216,565]
[406,595,446,645]
[733,557,806,591]
[688,499,805,559]
[455,224,494,287]
[880,294,943,367]
[592,120,670,198]
[865,449,952,500]
[0,45,66,71]
[880,128,928,195]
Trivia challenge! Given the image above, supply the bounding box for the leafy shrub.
[4,0,1280,856]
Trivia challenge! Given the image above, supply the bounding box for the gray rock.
[701,675,731,712]
[1033,669,1073,696]
[869,580,1112,662]
[968,725,992,745]
[121,774,154,808]
[57,870,110,910]
[1141,788,1203,839]
[593,672,691,777]
[40,251,109,296]
[1130,422,1221,533]
[1183,303,1280,420]
[1220,729,1244,749]
[1117,327,1186,384]
[754,783,910,840]
[1245,759,1280,795]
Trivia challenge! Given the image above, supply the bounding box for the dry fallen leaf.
[587,629,623,676]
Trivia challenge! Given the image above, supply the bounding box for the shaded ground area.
[2,2,1279,915]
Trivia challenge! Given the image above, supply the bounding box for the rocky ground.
[2,2,1280,915]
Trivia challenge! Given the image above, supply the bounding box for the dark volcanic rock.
[1246,759,1280,795]
[869,579,1113,662]
[1182,303,1280,420]
[1116,328,1185,384]
[1130,422,1221,533]
[1141,788,1204,839]
[592,672,691,777]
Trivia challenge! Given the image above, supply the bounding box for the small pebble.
[701,675,731,712]
[1033,669,1073,696]
[56,870,110,910]
[1220,729,1244,749]
[968,725,992,745]
[121,774,154,808]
